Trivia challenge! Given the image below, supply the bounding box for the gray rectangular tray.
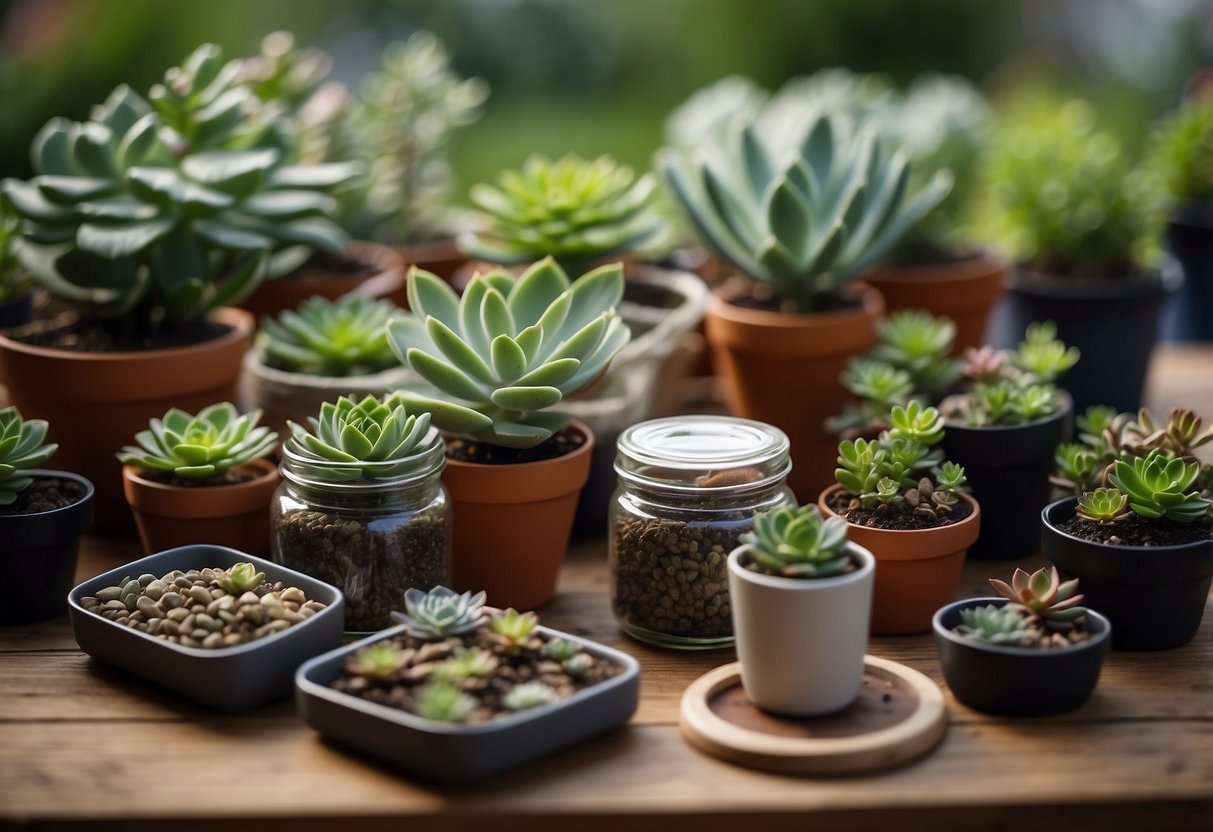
[295,623,640,783]
[68,545,345,712]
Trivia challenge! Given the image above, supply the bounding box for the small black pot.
[941,395,1072,559]
[988,266,1179,414]
[0,292,32,329]
[933,597,1110,716]
[1040,497,1213,651]
[1162,201,1213,341]
[1,470,95,625]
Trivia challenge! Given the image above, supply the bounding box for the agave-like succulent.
[1109,451,1211,523]
[214,562,266,594]
[1076,487,1131,525]
[989,566,1087,627]
[117,402,277,484]
[256,294,400,377]
[955,604,1032,646]
[659,112,951,313]
[460,154,664,277]
[1,45,359,328]
[390,586,488,639]
[0,407,58,506]
[285,393,440,482]
[386,257,629,449]
[741,504,851,578]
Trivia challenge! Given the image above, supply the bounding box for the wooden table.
[3,346,1212,832]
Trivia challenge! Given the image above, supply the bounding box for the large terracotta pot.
[863,249,1008,353]
[442,422,593,610]
[238,241,405,319]
[705,284,883,502]
[0,307,254,533]
[122,458,279,556]
[818,484,981,635]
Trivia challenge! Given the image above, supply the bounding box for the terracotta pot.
[705,284,883,502]
[442,422,593,610]
[238,241,405,319]
[863,249,1008,353]
[818,484,981,635]
[394,238,469,283]
[0,307,253,532]
[122,458,280,556]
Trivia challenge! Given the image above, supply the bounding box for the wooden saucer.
[679,656,947,775]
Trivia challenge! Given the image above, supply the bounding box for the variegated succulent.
[741,504,851,579]
[386,257,629,448]
[390,586,488,639]
[0,407,58,506]
[117,402,277,485]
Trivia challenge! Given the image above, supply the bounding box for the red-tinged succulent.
[989,566,1086,627]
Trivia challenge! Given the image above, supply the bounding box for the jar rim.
[279,435,446,492]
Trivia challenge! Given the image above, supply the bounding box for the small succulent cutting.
[386,257,629,448]
[256,294,401,377]
[117,402,277,485]
[390,586,488,639]
[740,504,852,578]
[1075,487,1131,525]
[214,562,266,594]
[955,605,1032,646]
[0,407,59,506]
[460,154,664,276]
[989,566,1087,628]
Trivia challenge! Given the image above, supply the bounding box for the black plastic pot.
[1162,201,1213,341]
[933,597,1110,716]
[1041,497,1213,651]
[1,470,94,625]
[988,266,1179,414]
[941,396,1072,559]
[0,292,32,329]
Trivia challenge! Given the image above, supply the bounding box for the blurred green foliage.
[1147,95,1213,203]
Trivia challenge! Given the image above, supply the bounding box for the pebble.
[160,592,184,610]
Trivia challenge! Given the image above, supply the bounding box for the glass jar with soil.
[271,440,451,634]
[609,415,794,649]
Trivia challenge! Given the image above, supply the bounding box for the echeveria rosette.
[285,393,441,483]
[1108,451,1211,523]
[989,566,1087,627]
[390,586,488,639]
[387,257,630,449]
[741,504,851,579]
[0,407,59,506]
[659,113,951,313]
[117,402,277,484]
[1,44,360,327]
[956,604,1032,646]
[256,294,400,377]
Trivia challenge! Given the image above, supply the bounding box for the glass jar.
[271,440,452,634]
[609,415,795,649]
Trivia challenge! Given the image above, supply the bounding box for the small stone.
[194,613,223,632]
[81,597,100,610]
[253,619,291,638]
[95,587,123,603]
[138,574,157,587]
[188,586,213,605]
[173,576,194,589]
[143,580,167,601]
[159,620,179,636]
[237,592,260,606]
[136,595,161,619]
[178,635,199,648]
[222,633,245,647]
[202,632,225,649]
[241,604,266,625]
[280,587,306,604]
[166,607,190,623]
[160,592,184,610]
[146,618,161,636]
[101,600,126,612]
[190,628,210,641]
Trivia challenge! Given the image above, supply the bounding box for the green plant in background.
[1147,95,1213,203]
[256,294,401,376]
[955,604,1033,645]
[659,109,951,313]
[214,562,266,594]
[0,406,58,506]
[285,393,441,482]
[502,681,560,711]
[0,206,31,305]
[1108,451,1210,522]
[1,44,360,333]
[432,647,499,682]
[386,257,630,448]
[413,681,476,722]
[347,641,409,681]
[390,586,488,639]
[740,504,852,578]
[117,402,277,484]
[241,31,333,116]
[460,154,664,277]
[1012,321,1080,383]
[1075,486,1131,525]
[989,566,1087,627]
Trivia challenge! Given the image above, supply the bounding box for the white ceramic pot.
[727,542,875,716]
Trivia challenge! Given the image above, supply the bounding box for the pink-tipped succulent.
[962,345,1007,384]
[989,566,1086,628]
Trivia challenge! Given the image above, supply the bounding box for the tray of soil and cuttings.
[296,586,640,784]
[69,547,344,711]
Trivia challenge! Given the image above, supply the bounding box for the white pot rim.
[727,542,875,591]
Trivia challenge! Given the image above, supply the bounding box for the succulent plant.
[390,586,488,639]
[241,31,333,116]
[489,608,540,646]
[1076,486,1131,525]
[347,642,409,680]
[386,257,629,449]
[934,461,967,492]
[659,111,951,313]
[962,345,1007,384]
[256,294,401,377]
[741,504,851,578]
[0,206,31,304]
[1109,451,1211,523]
[0,406,58,506]
[868,311,963,396]
[1012,322,1080,384]
[502,681,560,712]
[885,401,945,446]
[947,322,1074,428]
[1147,94,1213,203]
[1133,407,1213,460]
[562,652,593,677]
[117,402,277,485]
[543,638,581,662]
[413,681,476,722]
[285,393,441,483]
[1,45,360,330]
[432,647,498,683]
[214,562,266,594]
[460,154,664,277]
[1054,443,1103,495]
[955,604,1033,646]
[989,566,1087,627]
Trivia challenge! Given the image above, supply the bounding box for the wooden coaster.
[679,656,947,775]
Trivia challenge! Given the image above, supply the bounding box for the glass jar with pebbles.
[272,394,452,633]
[609,415,794,649]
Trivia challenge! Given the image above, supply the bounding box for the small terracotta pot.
[705,284,883,502]
[818,484,981,635]
[238,241,405,319]
[0,307,253,532]
[863,249,1008,353]
[442,422,593,610]
[122,458,280,556]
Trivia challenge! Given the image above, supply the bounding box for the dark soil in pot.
[7,309,231,352]
[1162,202,1213,341]
[825,490,973,531]
[445,429,584,464]
[0,292,33,329]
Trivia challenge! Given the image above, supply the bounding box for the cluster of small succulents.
[256,295,401,377]
[79,563,328,648]
[0,406,58,506]
[741,504,852,579]
[331,587,621,724]
[117,403,277,485]
[956,567,1091,649]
